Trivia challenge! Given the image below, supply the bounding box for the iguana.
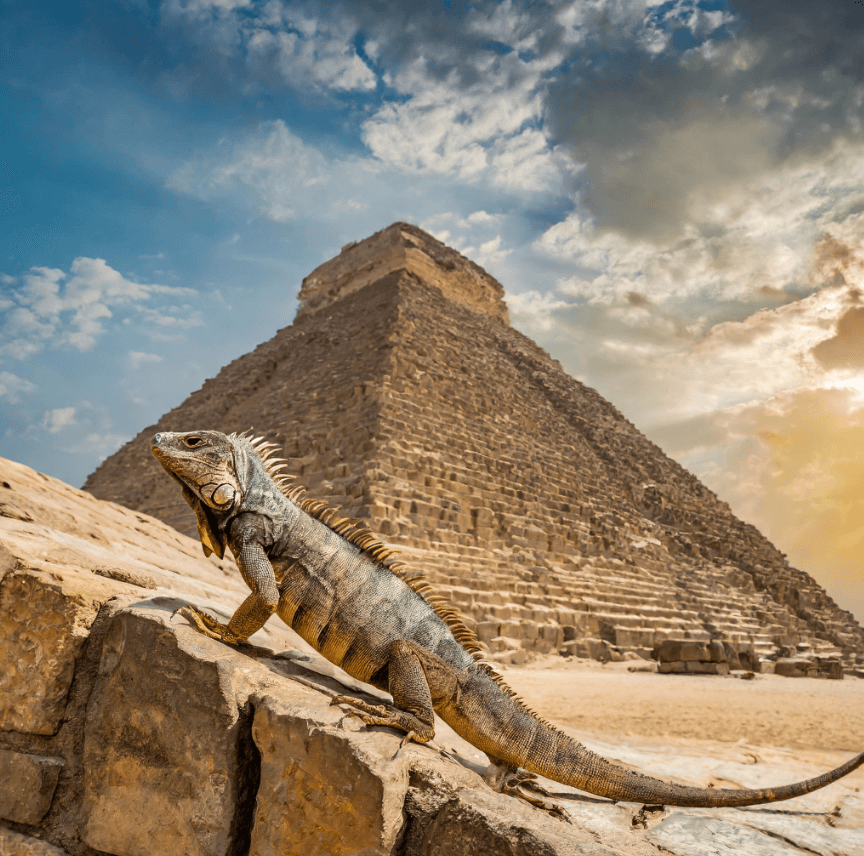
[151,429,864,812]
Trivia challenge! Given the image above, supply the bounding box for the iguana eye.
[184,436,205,448]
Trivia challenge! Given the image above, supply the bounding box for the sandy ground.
[499,657,864,753]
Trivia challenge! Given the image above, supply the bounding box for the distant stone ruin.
[84,223,864,671]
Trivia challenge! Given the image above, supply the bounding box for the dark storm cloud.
[544,1,864,240]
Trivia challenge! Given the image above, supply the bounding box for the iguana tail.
[454,667,864,807]
[532,731,864,806]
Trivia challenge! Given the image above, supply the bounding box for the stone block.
[490,647,528,665]
[249,690,409,856]
[722,642,742,669]
[774,658,814,678]
[560,638,612,661]
[815,658,844,680]
[612,626,655,649]
[572,612,602,636]
[707,640,726,663]
[653,640,711,663]
[517,620,540,642]
[537,623,564,649]
[415,785,621,856]
[0,749,64,825]
[0,829,71,855]
[497,620,522,639]
[474,621,500,643]
[648,813,818,856]
[81,605,263,856]
[488,636,521,654]
[658,660,687,673]
[0,568,128,735]
[685,661,730,675]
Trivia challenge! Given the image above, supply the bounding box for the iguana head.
[150,430,241,558]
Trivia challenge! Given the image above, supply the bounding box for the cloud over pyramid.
[84,223,864,668]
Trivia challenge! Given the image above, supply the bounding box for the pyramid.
[84,223,864,668]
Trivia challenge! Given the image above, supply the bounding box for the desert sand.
[503,656,864,752]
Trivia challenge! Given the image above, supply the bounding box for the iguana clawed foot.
[175,605,245,645]
[484,762,571,822]
[330,695,435,746]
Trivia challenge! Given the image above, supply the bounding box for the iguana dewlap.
[151,429,864,812]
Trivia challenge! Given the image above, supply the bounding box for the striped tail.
[530,727,864,806]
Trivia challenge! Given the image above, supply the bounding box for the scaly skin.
[151,429,864,812]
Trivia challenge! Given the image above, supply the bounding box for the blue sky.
[2,0,863,619]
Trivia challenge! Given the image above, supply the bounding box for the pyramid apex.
[296,222,510,324]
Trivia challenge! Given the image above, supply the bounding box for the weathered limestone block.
[646,813,820,856]
[0,567,129,735]
[531,623,564,653]
[685,661,730,676]
[81,603,266,856]
[706,640,726,663]
[815,658,844,680]
[0,829,72,856]
[488,635,522,653]
[654,640,712,663]
[475,620,500,643]
[612,626,655,649]
[774,658,815,678]
[249,687,410,856]
[561,638,614,661]
[412,786,624,856]
[0,748,64,825]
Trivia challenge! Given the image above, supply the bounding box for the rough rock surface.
[0,749,63,825]
[82,223,864,671]
[2,456,863,855]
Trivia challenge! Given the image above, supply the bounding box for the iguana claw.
[485,763,571,822]
[174,605,245,645]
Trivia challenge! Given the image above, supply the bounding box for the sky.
[1,0,863,621]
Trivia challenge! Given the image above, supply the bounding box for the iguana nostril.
[152,433,163,446]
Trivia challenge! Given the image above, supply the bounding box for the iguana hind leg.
[484,761,571,822]
[333,640,457,746]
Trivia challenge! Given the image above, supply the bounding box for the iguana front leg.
[332,640,457,746]
[179,521,279,644]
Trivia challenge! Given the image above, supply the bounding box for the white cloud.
[0,258,201,358]
[137,306,204,328]
[0,371,36,403]
[85,431,133,463]
[170,121,331,221]
[44,407,77,433]
[129,351,164,368]
[465,235,512,271]
[247,25,376,92]
[644,282,862,425]
[163,0,376,94]
[507,289,570,333]
[536,140,864,306]
[361,52,573,194]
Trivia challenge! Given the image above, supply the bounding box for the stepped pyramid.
[84,223,864,668]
